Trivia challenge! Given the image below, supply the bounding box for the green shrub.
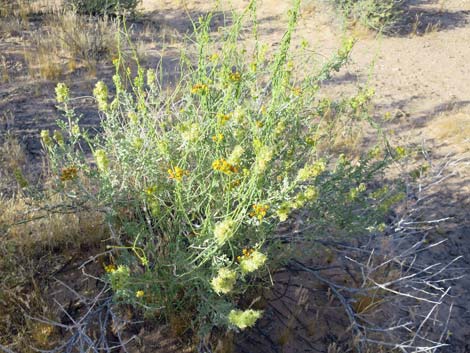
[43,0,395,341]
[66,0,140,15]
[332,0,403,31]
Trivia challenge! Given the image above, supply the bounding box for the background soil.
[0,0,469,352]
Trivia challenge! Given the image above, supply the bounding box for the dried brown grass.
[426,110,470,153]
[0,135,28,196]
[23,9,118,80]
[0,137,108,351]
[0,195,107,351]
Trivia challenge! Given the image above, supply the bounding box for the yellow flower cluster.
[395,146,407,159]
[292,87,302,96]
[277,186,319,222]
[228,309,262,330]
[93,81,108,111]
[180,122,201,143]
[229,71,241,82]
[145,185,157,195]
[55,82,69,103]
[249,204,269,221]
[217,113,231,125]
[168,166,189,181]
[276,203,291,222]
[211,133,224,143]
[104,263,116,273]
[71,123,80,136]
[236,248,254,262]
[60,166,78,182]
[128,112,139,125]
[274,121,286,136]
[212,158,238,175]
[348,183,366,200]
[238,250,267,274]
[211,268,237,294]
[135,290,145,298]
[146,69,156,86]
[133,137,143,149]
[108,265,130,291]
[296,160,326,181]
[191,83,208,95]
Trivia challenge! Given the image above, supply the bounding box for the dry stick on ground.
[23,282,138,353]
[276,155,466,353]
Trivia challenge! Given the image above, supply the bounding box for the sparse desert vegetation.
[1,0,469,352]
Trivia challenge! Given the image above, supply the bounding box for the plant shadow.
[387,0,469,36]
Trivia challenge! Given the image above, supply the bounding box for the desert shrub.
[65,0,140,15]
[43,0,396,342]
[331,0,403,31]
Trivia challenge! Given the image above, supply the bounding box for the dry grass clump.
[426,110,470,153]
[0,255,58,352]
[1,55,10,83]
[0,136,107,351]
[0,196,106,250]
[1,0,35,18]
[0,0,58,20]
[0,134,106,257]
[0,16,29,37]
[23,35,65,80]
[51,10,118,67]
[0,135,28,196]
[24,9,118,79]
[0,197,107,351]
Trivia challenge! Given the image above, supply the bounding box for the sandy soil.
[0,0,469,351]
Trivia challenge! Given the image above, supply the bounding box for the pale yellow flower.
[254,146,273,174]
[93,81,108,111]
[228,309,262,329]
[214,219,235,245]
[94,149,109,171]
[55,82,69,103]
[211,268,237,294]
[53,130,64,146]
[296,160,326,181]
[40,130,52,147]
[228,145,244,165]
